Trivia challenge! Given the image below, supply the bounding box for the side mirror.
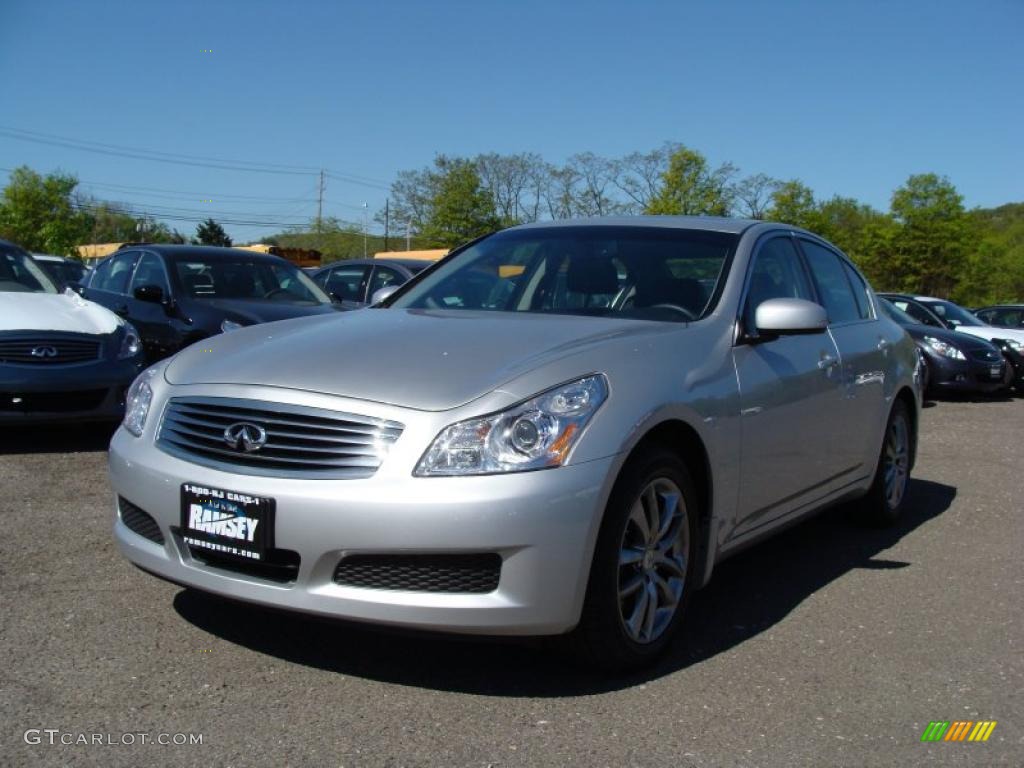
[371,285,399,306]
[754,298,828,337]
[67,281,86,296]
[134,284,165,304]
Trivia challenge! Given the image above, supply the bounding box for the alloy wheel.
[617,478,689,644]
[884,414,910,509]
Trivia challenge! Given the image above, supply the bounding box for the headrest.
[567,257,619,295]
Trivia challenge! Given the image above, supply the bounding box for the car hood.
[165,308,675,411]
[952,324,1024,346]
[901,323,998,350]
[193,298,339,324]
[0,290,120,335]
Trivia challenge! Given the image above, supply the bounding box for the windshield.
[173,256,331,304]
[920,299,984,327]
[37,258,86,287]
[878,298,918,327]
[390,226,738,322]
[0,247,59,293]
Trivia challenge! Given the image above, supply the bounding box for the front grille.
[119,497,164,544]
[157,397,403,479]
[0,337,101,364]
[0,389,107,413]
[333,554,502,593]
[970,348,1002,363]
[187,544,300,584]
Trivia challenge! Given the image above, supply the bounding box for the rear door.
[798,239,889,477]
[732,235,846,535]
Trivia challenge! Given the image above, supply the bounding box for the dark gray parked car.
[81,245,339,363]
[309,258,433,309]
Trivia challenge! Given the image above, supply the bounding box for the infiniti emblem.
[223,422,268,453]
[30,346,58,358]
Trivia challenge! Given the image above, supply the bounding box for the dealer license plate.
[180,483,274,561]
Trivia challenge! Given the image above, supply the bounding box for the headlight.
[415,374,608,476]
[122,365,163,437]
[221,319,244,333]
[924,336,965,360]
[117,323,142,359]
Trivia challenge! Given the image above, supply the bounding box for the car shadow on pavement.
[0,421,117,454]
[173,478,956,697]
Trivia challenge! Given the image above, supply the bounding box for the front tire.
[574,449,698,671]
[863,399,913,525]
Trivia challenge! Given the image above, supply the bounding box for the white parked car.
[1,240,145,423]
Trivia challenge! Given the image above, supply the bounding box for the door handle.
[877,338,890,351]
[818,354,838,371]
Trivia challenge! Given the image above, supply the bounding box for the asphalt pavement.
[1,396,1021,767]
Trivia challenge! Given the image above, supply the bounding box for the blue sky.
[1,0,1021,243]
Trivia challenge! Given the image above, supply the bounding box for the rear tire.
[573,449,698,671]
[862,400,913,526]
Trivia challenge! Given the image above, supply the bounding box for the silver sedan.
[109,217,920,669]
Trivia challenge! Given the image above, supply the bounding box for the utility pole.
[316,170,325,235]
[362,202,368,257]
[383,199,389,251]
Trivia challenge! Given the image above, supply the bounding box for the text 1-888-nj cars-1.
[1,240,145,423]
[109,217,920,669]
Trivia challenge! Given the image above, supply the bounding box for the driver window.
[743,237,813,333]
[326,265,369,303]
[94,251,139,294]
[129,252,170,296]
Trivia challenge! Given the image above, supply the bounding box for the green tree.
[84,202,140,242]
[0,166,92,254]
[645,146,735,216]
[766,180,819,229]
[888,174,970,296]
[957,203,1024,304]
[194,218,232,247]
[418,157,501,248]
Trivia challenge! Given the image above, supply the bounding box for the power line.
[0,125,318,172]
[72,200,389,234]
[0,125,393,189]
[0,127,315,176]
[0,166,318,203]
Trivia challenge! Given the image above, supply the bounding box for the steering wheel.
[650,303,696,320]
[264,288,291,300]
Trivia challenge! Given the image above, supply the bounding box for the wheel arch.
[610,418,715,589]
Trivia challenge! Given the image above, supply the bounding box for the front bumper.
[110,428,615,635]
[0,357,144,423]
[925,353,1006,394]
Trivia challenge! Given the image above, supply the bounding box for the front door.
[732,236,847,535]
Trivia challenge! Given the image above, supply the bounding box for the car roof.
[315,258,427,271]
[509,215,764,235]
[30,253,66,262]
[0,238,30,253]
[124,244,286,261]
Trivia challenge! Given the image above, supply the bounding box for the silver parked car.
[110,217,920,668]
